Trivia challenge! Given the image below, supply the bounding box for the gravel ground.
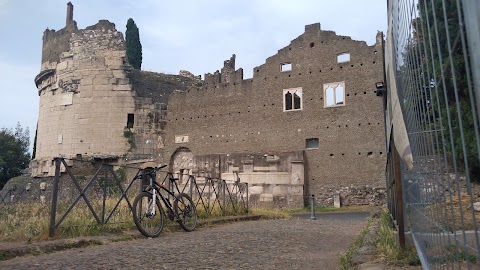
[0,213,369,269]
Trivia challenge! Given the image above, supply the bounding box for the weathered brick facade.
[164,23,386,206]
[31,4,386,208]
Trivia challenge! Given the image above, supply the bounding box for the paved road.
[0,213,369,270]
[293,211,370,221]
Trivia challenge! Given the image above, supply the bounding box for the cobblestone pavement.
[0,213,368,269]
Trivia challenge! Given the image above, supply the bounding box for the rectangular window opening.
[337,52,350,63]
[306,138,319,149]
[283,88,303,111]
[281,63,292,72]
[127,113,134,128]
[324,82,345,108]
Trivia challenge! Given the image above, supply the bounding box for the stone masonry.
[164,23,387,206]
[29,4,387,208]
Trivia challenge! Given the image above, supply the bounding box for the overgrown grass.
[339,217,373,270]
[0,196,254,242]
[250,208,291,219]
[376,210,420,266]
[0,198,137,241]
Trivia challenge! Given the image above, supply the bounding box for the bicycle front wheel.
[132,191,165,238]
[174,193,197,232]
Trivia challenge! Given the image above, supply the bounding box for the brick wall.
[163,23,386,205]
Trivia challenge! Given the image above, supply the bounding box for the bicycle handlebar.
[133,165,168,180]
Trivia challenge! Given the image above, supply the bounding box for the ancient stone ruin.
[27,3,387,208]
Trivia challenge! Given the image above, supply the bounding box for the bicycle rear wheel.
[132,191,165,237]
[174,193,197,232]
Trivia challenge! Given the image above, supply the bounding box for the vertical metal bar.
[189,176,193,199]
[101,170,107,224]
[246,183,249,213]
[49,157,61,238]
[310,194,316,220]
[222,180,226,215]
[462,0,480,123]
[393,133,405,250]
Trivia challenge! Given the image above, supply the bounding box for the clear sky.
[0,0,387,151]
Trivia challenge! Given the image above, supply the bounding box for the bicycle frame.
[143,171,183,220]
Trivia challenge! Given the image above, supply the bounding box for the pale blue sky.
[0,0,387,151]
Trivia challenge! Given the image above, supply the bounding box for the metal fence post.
[246,183,249,213]
[49,157,61,238]
[393,134,405,250]
[189,176,193,200]
[462,0,480,123]
[222,180,226,215]
[101,170,107,224]
[310,194,316,220]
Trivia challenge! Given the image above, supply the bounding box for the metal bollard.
[310,194,316,220]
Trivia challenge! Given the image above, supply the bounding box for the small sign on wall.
[175,135,189,143]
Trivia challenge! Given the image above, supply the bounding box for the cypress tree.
[125,18,142,70]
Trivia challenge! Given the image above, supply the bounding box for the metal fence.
[386,0,480,269]
[0,157,249,237]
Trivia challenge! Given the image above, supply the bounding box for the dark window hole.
[310,42,315,48]
[367,152,373,156]
[330,154,334,156]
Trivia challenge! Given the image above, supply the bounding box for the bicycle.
[132,165,197,238]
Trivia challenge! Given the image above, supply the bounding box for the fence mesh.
[387,0,480,268]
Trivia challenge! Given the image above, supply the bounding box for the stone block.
[288,186,304,196]
[259,193,273,202]
[105,57,122,67]
[474,202,480,212]
[112,70,125,78]
[249,185,264,195]
[334,193,341,208]
[272,185,287,196]
[93,76,110,85]
[40,182,47,190]
[113,84,131,91]
[57,61,68,71]
[81,77,94,85]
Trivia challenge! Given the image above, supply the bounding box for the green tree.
[411,0,480,179]
[125,18,142,70]
[0,123,30,189]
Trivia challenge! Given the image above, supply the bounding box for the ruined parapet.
[220,54,236,83]
[204,54,244,87]
[32,3,135,176]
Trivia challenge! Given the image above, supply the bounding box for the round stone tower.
[32,3,135,176]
